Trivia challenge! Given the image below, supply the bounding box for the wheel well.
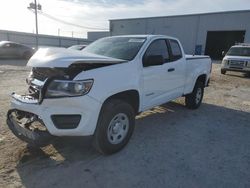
[196,74,206,86]
[104,90,140,113]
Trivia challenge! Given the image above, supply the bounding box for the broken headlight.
[45,79,93,98]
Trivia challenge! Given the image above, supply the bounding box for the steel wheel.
[107,113,129,144]
[185,81,204,109]
[93,99,135,154]
[195,87,202,104]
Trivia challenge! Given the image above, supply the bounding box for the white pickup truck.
[7,35,211,154]
[221,43,250,75]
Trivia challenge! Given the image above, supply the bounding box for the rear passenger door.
[161,39,185,98]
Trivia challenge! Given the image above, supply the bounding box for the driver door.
[142,39,185,110]
[142,39,171,110]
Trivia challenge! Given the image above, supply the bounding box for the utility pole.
[28,1,42,50]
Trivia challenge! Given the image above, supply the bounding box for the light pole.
[28,0,42,50]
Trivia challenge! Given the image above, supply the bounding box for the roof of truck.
[233,43,250,48]
[107,34,178,40]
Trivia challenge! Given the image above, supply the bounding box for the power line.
[28,9,108,31]
[28,1,41,49]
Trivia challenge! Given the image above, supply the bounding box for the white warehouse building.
[109,10,250,59]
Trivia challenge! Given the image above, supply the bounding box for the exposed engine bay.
[26,62,115,102]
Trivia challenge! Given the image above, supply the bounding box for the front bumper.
[221,59,250,73]
[8,93,102,137]
[7,109,52,147]
[221,67,250,73]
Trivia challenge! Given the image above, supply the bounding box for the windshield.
[227,47,250,57]
[83,37,146,61]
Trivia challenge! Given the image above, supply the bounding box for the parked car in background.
[221,43,250,75]
[0,41,35,59]
[68,44,87,51]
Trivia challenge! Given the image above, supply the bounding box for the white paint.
[10,35,211,136]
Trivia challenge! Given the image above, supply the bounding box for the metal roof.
[110,9,250,21]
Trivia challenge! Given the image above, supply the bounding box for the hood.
[27,47,125,68]
[224,55,250,61]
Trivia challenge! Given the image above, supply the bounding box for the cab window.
[169,39,182,61]
[143,39,170,65]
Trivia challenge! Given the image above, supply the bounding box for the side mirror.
[222,51,226,56]
[143,55,164,67]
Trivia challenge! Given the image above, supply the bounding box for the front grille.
[32,68,48,81]
[32,68,66,81]
[28,85,40,100]
[28,68,68,101]
[27,67,78,102]
[229,60,245,69]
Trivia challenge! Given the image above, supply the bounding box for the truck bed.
[185,54,210,60]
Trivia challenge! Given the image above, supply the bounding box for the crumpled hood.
[27,47,125,67]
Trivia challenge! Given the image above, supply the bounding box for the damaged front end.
[6,67,77,146]
[7,48,124,145]
[7,109,52,147]
[26,67,69,103]
[7,65,111,146]
[6,66,84,146]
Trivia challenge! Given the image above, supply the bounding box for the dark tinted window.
[7,43,18,48]
[169,39,182,60]
[12,44,20,48]
[144,39,169,62]
[3,43,11,48]
[83,37,146,61]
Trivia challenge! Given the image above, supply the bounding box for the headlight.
[222,59,229,65]
[45,79,93,97]
[26,71,33,84]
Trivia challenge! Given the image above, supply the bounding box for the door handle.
[168,68,175,72]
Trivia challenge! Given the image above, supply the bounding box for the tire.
[221,69,226,74]
[93,99,135,155]
[185,81,204,109]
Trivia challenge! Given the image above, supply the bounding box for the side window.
[3,43,11,48]
[169,39,182,61]
[8,43,16,48]
[144,39,170,63]
[11,44,18,48]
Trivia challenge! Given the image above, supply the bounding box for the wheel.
[221,69,226,74]
[185,81,204,109]
[93,99,135,155]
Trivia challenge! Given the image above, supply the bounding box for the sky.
[0,0,250,38]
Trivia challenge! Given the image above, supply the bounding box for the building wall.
[196,11,250,54]
[110,10,250,55]
[0,30,91,48]
[87,31,110,41]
